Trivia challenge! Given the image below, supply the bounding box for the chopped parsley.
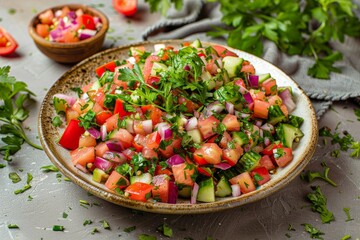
[40,165,59,172]
[14,173,33,195]
[9,172,21,183]
[157,223,173,237]
[307,186,335,223]
[123,225,136,233]
[343,207,354,222]
[302,223,324,239]
[301,166,337,187]
[100,220,111,230]
[7,224,19,229]
[52,225,65,231]
[138,234,157,240]
[62,212,68,219]
[83,219,93,226]
[52,116,63,127]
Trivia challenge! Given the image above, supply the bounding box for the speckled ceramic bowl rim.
[28,4,109,49]
[38,39,318,214]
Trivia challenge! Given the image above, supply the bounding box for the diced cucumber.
[268,105,287,125]
[130,172,153,184]
[239,151,261,172]
[53,97,68,115]
[151,62,168,76]
[276,123,304,148]
[92,168,109,183]
[197,178,215,203]
[232,132,249,146]
[288,115,304,128]
[191,39,202,48]
[90,80,101,91]
[258,73,271,84]
[201,71,212,81]
[178,186,192,198]
[223,56,244,78]
[187,129,203,144]
[215,176,232,197]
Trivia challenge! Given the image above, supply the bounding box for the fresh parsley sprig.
[0,66,42,161]
[307,186,335,224]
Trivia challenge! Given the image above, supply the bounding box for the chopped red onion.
[193,110,200,119]
[68,11,77,20]
[206,101,225,116]
[142,120,153,135]
[106,140,124,152]
[279,88,296,113]
[264,137,271,147]
[190,182,199,204]
[79,29,97,40]
[75,163,88,173]
[166,154,185,166]
[231,184,241,197]
[261,123,275,134]
[216,58,223,68]
[259,129,264,138]
[157,122,172,140]
[100,125,107,141]
[235,111,251,119]
[87,127,101,139]
[244,144,251,152]
[102,151,127,164]
[184,65,191,71]
[185,117,198,131]
[94,157,114,172]
[248,75,259,88]
[168,181,178,204]
[53,93,76,107]
[225,102,234,114]
[255,120,263,128]
[214,162,232,170]
[49,28,63,41]
[243,92,253,104]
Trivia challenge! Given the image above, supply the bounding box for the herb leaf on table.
[307,186,335,224]
[0,66,42,162]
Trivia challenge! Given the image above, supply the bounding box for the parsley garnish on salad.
[307,186,335,224]
[0,66,42,162]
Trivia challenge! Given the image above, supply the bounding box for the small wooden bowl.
[28,4,109,63]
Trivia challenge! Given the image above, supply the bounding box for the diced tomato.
[280,104,289,118]
[132,134,146,151]
[152,174,170,203]
[105,114,119,132]
[158,138,182,158]
[145,131,161,150]
[95,142,109,157]
[172,163,195,187]
[261,78,277,96]
[96,60,120,77]
[114,99,131,118]
[60,6,71,18]
[198,143,222,165]
[273,147,293,167]
[198,116,220,139]
[267,95,282,106]
[63,29,79,43]
[0,27,18,56]
[109,128,134,149]
[71,99,93,115]
[125,182,153,202]
[105,171,129,190]
[155,165,173,177]
[39,9,54,24]
[222,114,241,131]
[212,45,238,58]
[65,108,80,123]
[206,59,218,75]
[219,132,232,148]
[143,55,161,83]
[253,100,270,119]
[241,64,255,75]
[96,110,113,125]
[70,147,95,166]
[79,134,97,147]
[261,142,283,156]
[259,155,276,170]
[113,0,138,17]
[122,148,136,160]
[35,23,49,38]
[197,167,212,177]
[250,89,266,101]
[58,119,85,150]
[92,102,104,114]
[222,145,243,166]
[133,120,147,135]
[251,167,271,185]
[148,76,161,88]
[177,96,199,113]
[142,147,158,159]
[193,148,208,166]
[77,14,96,30]
[234,78,246,90]
[229,172,256,194]
[141,105,162,125]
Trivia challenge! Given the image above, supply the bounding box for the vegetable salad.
[53,40,304,204]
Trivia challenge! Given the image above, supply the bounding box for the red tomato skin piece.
[212,45,238,58]
[251,167,271,185]
[113,0,138,17]
[0,27,18,56]
[125,182,153,202]
[59,119,85,150]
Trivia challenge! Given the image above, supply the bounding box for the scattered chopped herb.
[307,186,335,223]
[354,108,360,121]
[138,234,157,240]
[0,66,42,161]
[83,219,93,226]
[71,87,83,97]
[8,8,16,15]
[157,223,173,237]
[343,207,354,222]
[301,166,337,187]
[0,163,6,168]
[91,228,99,235]
[124,225,136,233]
[79,200,90,206]
[93,202,101,207]
[341,235,352,240]
[52,225,65,231]
[288,224,295,231]
[285,233,291,238]
[28,195,33,201]
[100,220,111,230]
[7,224,19,229]
[9,172,21,183]
[350,141,360,158]
[63,177,71,182]
[62,212,68,219]
[40,165,59,172]
[330,149,340,158]
[14,173,33,194]
[56,173,62,181]
[302,223,324,239]
[52,116,63,127]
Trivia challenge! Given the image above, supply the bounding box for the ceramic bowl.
[38,40,318,214]
[28,4,109,63]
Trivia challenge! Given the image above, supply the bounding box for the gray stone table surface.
[0,1,359,239]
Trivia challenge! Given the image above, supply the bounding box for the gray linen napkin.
[142,1,360,119]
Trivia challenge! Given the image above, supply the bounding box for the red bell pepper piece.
[58,119,85,150]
